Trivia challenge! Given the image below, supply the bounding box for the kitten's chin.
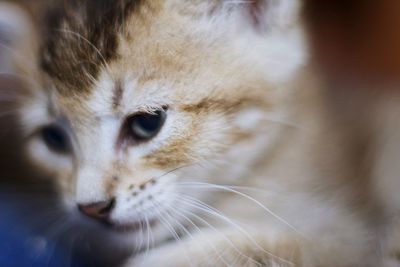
[63,197,153,246]
[106,218,178,251]
[108,218,158,234]
[69,207,136,246]
[62,198,173,251]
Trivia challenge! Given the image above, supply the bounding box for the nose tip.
[78,198,115,222]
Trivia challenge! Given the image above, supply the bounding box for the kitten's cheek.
[26,138,73,176]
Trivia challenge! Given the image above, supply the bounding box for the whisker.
[0,42,16,55]
[39,214,73,241]
[174,194,294,266]
[0,42,38,73]
[66,231,80,267]
[53,29,113,78]
[133,214,156,267]
[153,197,226,266]
[45,220,75,266]
[165,205,227,266]
[170,201,260,267]
[150,199,194,267]
[262,112,304,129]
[137,214,151,267]
[177,182,303,237]
[0,71,41,91]
[137,217,145,253]
[153,162,201,181]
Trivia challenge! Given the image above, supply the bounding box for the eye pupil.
[128,109,167,141]
[42,126,70,153]
[135,112,162,132]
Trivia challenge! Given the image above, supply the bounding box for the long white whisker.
[175,194,294,266]
[177,182,303,237]
[154,162,201,181]
[171,199,261,267]
[136,214,151,267]
[150,200,194,267]
[262,112,304,129]
[156,199,230,267]
[145,215,151,257]
[137,217,145,253]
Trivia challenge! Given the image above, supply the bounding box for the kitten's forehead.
[39,0,303,108]
[40,0,145,94]
[39,0,211,96]
[40,0,219,100]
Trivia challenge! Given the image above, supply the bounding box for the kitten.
[3,0,378,266]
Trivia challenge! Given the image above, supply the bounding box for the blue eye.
[41,125,71,153]
[127,109,167,141]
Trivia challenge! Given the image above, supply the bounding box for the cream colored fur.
[0,1,395,266]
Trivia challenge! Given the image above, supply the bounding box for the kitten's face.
[18,0,303,246]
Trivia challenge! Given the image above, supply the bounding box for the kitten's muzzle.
[78,198,116,223]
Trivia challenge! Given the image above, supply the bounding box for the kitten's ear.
[0,2,37,73]
[0,2,40,103]
[215,0,300,33]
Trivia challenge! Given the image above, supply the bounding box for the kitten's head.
[15,0,303,246]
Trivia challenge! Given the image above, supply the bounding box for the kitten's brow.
[112,79,124,111]
[181,96,269,114]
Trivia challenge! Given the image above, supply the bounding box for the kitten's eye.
[41,125,71,153]
[127,109,167,142]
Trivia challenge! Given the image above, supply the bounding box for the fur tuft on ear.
[247,0,300,31]
[241,0,270,31]
[222,0,300,32]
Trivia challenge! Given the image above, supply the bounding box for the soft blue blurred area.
[0,203,85,267]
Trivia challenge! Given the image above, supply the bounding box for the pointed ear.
[0,2,37,73]
[215,0,300,33]
[214,0,304,84]
[243,0,301,31]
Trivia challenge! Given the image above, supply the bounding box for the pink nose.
[78,198,115,222]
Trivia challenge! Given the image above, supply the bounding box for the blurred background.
[304,1,400,265]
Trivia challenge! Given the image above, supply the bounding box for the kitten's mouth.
[107,219,157,233]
